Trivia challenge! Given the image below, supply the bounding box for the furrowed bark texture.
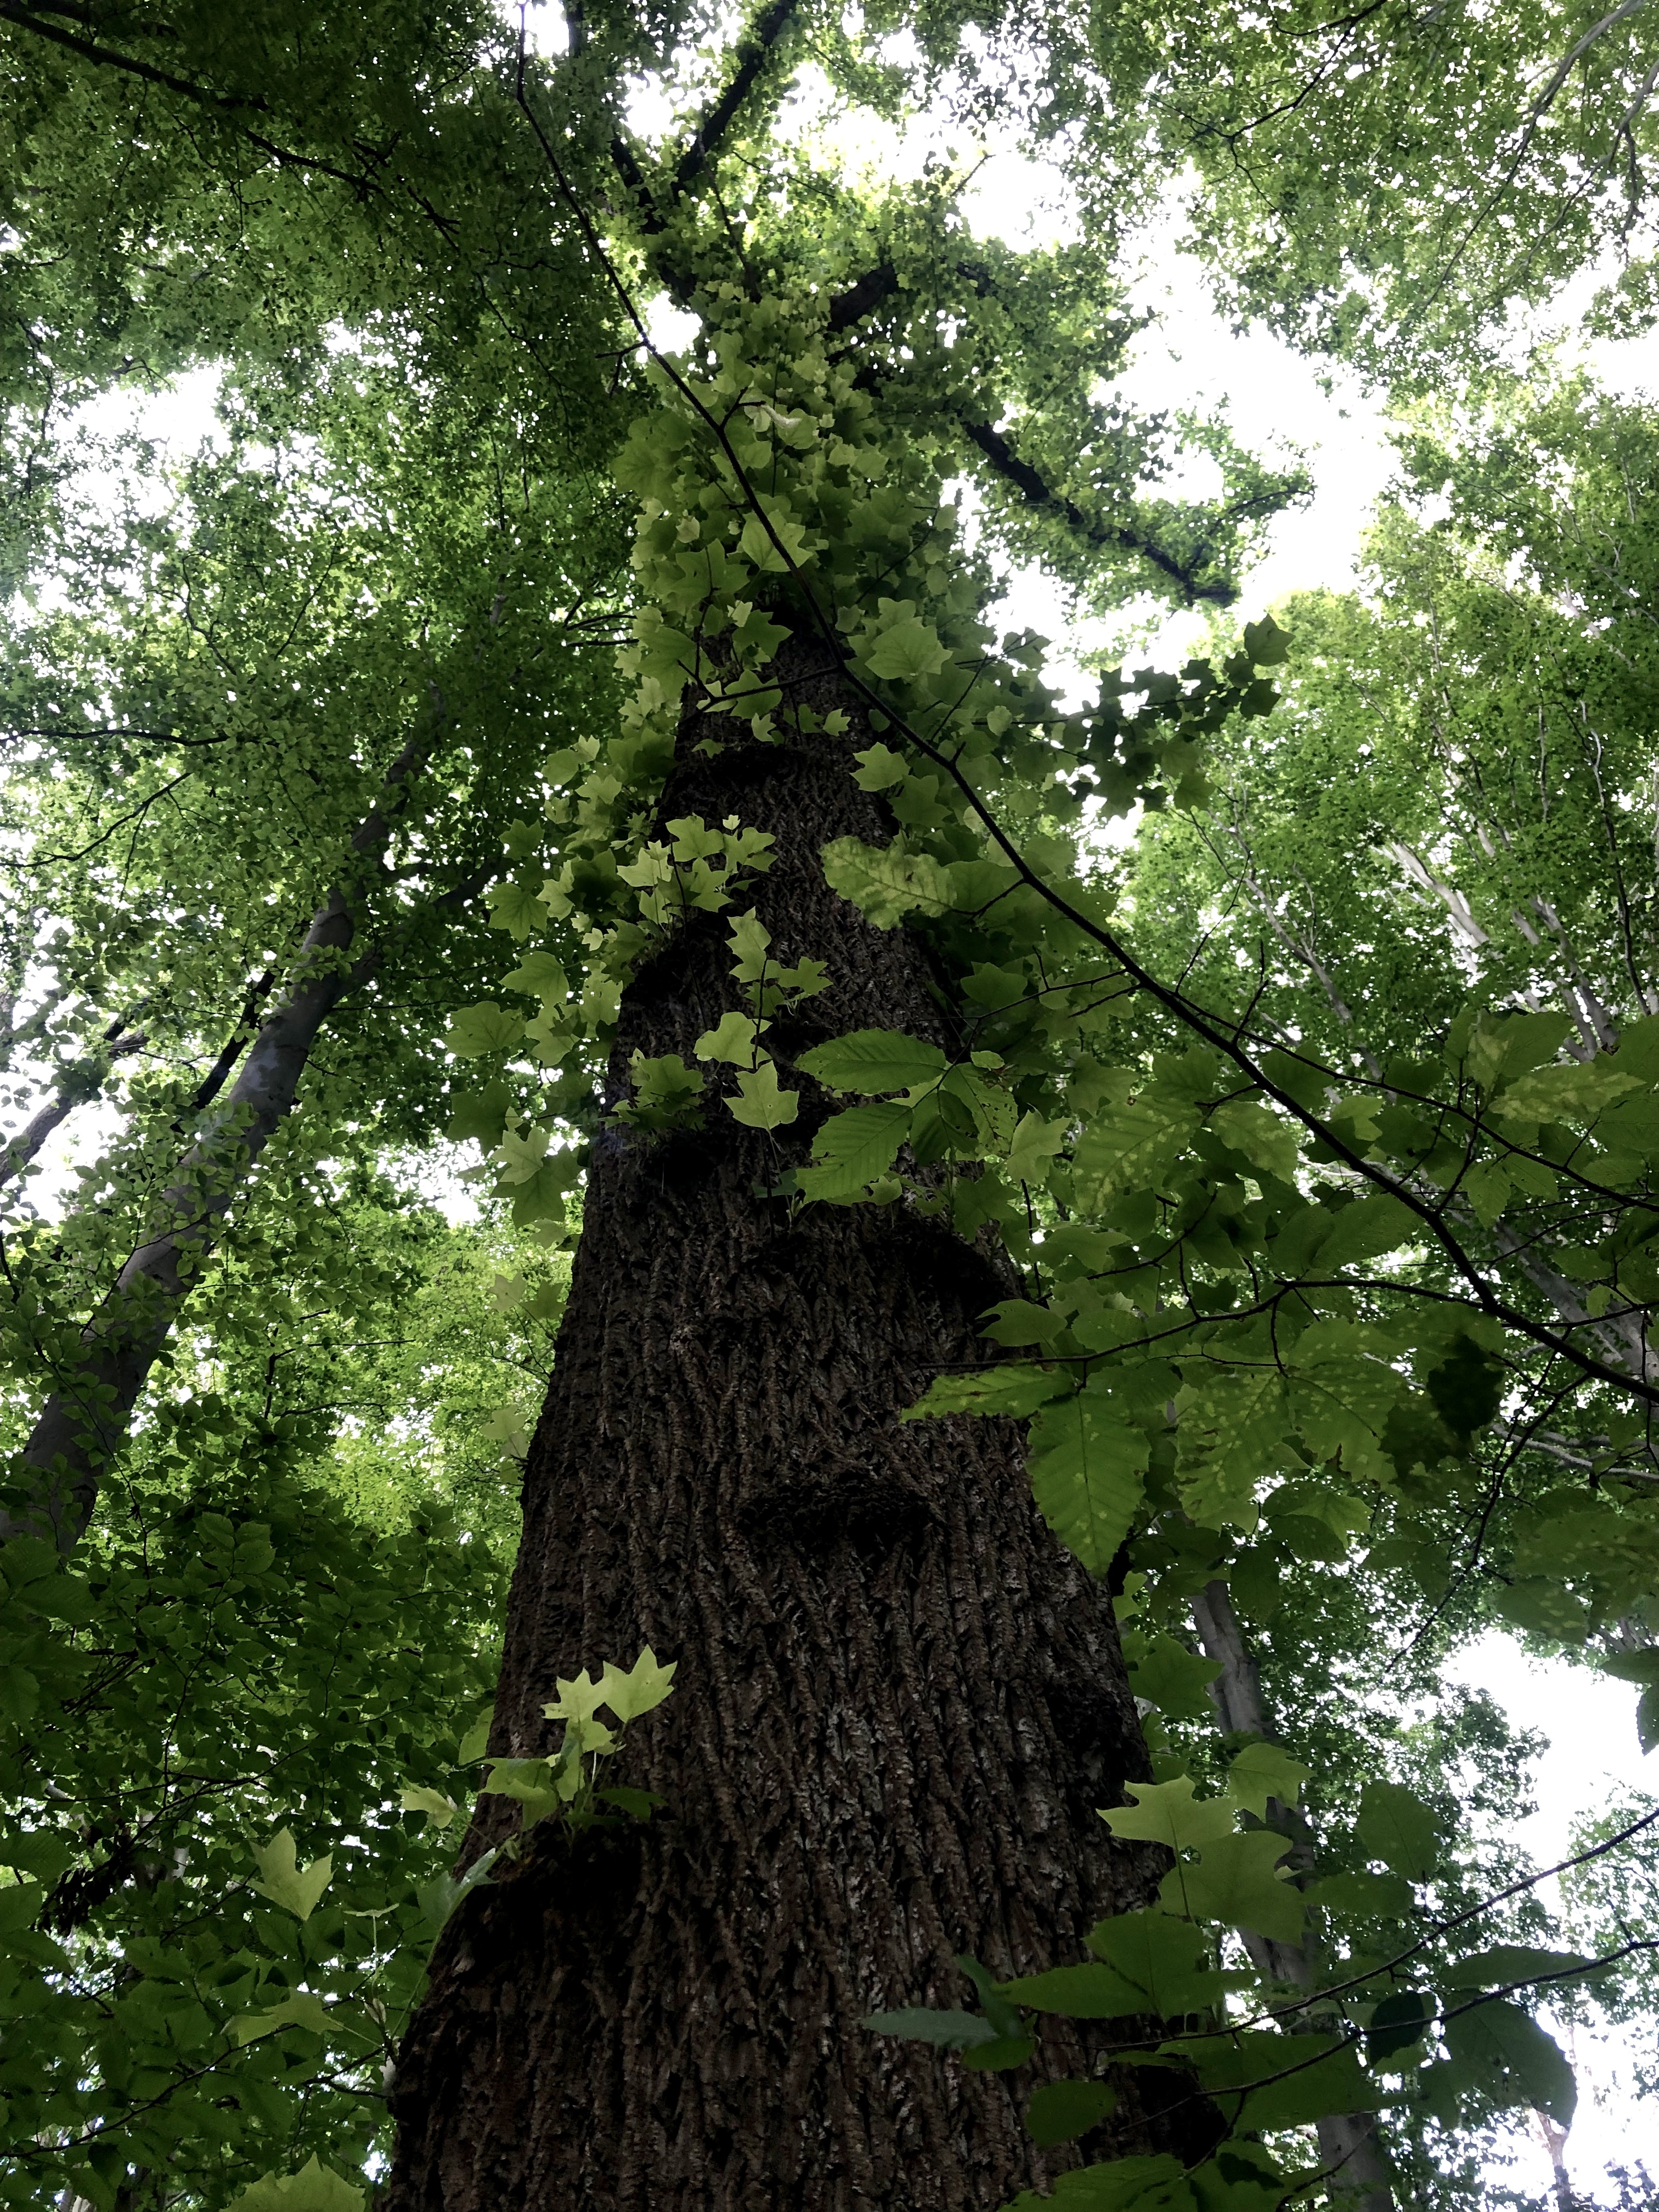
[387,642,1212,2210]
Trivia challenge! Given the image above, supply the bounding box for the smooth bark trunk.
[1190,1581,1395,2212]
[2,729,435,1554]
[386,646,1211,2209]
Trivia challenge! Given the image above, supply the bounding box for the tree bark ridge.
[386,644,1211,2210]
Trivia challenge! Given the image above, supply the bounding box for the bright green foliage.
[249,1831,334,1923]
[227,2158,364,2212]
[2,0,1657,2200]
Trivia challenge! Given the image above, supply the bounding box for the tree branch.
[0,1019,145,1193]
[961,417,1239,607]
[0,1,377,193]
[672,0,803,200]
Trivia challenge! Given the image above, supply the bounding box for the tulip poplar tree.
[2,4,1659,2212]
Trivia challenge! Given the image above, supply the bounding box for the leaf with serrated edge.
[797,1028,947,1093]
[1028,1395,1149,1574]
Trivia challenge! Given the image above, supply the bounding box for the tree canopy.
[2,2,1659,2208]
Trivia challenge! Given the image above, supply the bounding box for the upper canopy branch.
[601,0,805,239]
[962,418,1239,607]
[0,0,379,191]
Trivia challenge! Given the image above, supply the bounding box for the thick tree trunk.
[386,645,1210,2209]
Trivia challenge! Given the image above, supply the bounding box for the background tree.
[1,4,1658,2211]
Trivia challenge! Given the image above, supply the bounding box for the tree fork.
[385,641,1216,2209]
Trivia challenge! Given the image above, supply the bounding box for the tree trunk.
[386,643,1210,2210]
[1190,1582,1395,2212]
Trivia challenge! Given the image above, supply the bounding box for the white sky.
[14,50,1659,2199]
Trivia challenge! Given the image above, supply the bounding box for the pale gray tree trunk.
[1190,1581,1396,2212]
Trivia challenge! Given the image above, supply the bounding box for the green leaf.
[503,950,569,1001]
[1001,2152,1197,2212]
[1225,1739,1310,1819]
[1443,1945,1596,1991]
[1026,1394,1149,1573]
[961,2033,1036,2070]
[1356,1780,1443,1882]
[1313,1194,1419,1270]
[725,1061,800,1128]
[399,1785,459,1830]
[796,1100,911,1201]
[1000,1962,1146,2017]
[1301,1869,1416,1918]
[862,613,949,680]
[456,1709,494,1764]
[1126,1633,1222,1719]
[444,1079,512,1146]
[0,1666,40,1723]
[595,1786,664,1820]
[227,2156,366,2212]
[1025,2078,1118,2146]
[797,1028,949,1093]
[618,1051,705,1130]
[1177,1368,1289,1531]
[1423,1332,1505,1442]
[1100,1778,1235,1852]
[695,1011,761,1065]
[1289,1323,1406,1481]
[484,876,548,940]
[1210,1098,1300,1183]
[231,1990,337,2046]
[861,2006,997,2049]
[1071,1098,1198,1208]
[1085,1909,1228,2018]
[852,741,908,789]
[445,1001,524,1059]
[901,1366,1071,1420]
[1442,1997,1576,2124]
[821,837,955,927]
[957,1951,1026,2038]
[1497,1062,1640,1125]
[1243,614,1291,667]
[544,1668,607,1722]
[1006,1111,1068,1184]
[1177,2030,1378,2131]
[1160,1830,1304,1943]
[416,1846,499,1937]
[1369,1989,1435,2061]
[599,1646,677,1721]
[981,1297,1070,1348]
[249,1829,332,1921]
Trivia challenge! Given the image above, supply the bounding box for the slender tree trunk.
[1,724,440,1554]
[386,645,1211,2210]
[1190,1582,1395,2212]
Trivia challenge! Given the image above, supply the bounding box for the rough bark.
[1190,1581,1395,2212]
[386,644,1213,2211]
